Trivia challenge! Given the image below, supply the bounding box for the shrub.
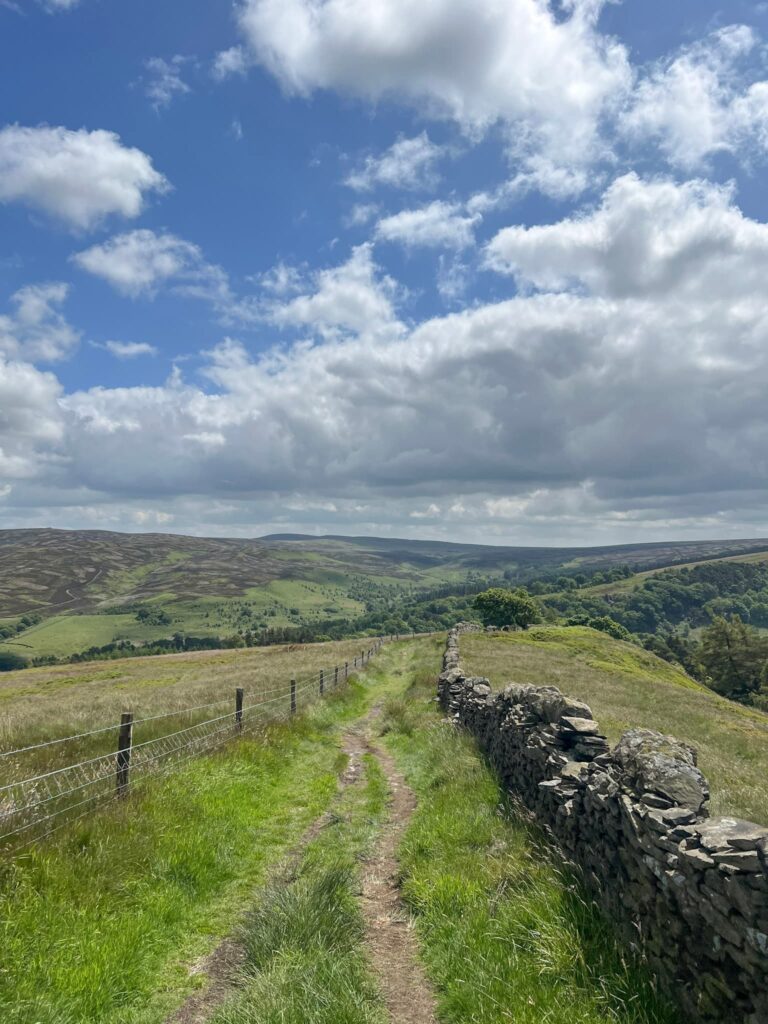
[474,588,541,629]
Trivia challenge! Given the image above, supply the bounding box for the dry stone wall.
[439,625,768,1023]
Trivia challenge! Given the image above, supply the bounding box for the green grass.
[461,627,768,823]
[0,635,701,1024]
[0,582,368,660]
[0,661,384,1024]
[0,612,170,658]
[379,649,680,1024]
[259,579,366,617]
[210,753,389,1024]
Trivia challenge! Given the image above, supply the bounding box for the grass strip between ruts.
[209,752,390,1024]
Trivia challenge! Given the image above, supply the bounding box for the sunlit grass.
[210,754,390,1024]
[0,637,376,781]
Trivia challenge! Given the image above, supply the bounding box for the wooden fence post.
[116,711,133,797]
[235,687,244,731]
[345,661,348,680]
[319,669,324,696]
[290,678,297,715]
[334,666,338,688]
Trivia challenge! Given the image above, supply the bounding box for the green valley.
[3,528,768,661]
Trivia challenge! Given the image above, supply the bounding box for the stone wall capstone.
[439,624,768,1024]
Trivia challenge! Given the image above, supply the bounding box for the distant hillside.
[2,528,768,660]
[260,533,768,572]
[3,527,768,618]
[544,546,768,637]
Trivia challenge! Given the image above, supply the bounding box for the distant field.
[461,627,768,824]
[573,547,768,599]
[0,613,161,658]
[0,581,370,659]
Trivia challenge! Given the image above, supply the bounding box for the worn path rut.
[359,731,438,1024]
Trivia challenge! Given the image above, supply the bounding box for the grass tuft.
[240,862,364,968]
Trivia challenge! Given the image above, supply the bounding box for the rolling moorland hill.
[3,528,768,659]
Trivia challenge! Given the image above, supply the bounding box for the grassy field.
[0,612,161,658]
[460,627,768,823]
[0,637,379,794]
[0,634,688,1024]
[0,578,369,659]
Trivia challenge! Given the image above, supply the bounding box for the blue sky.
[3,0,768,544]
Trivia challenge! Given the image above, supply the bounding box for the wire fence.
[0,636,402,854]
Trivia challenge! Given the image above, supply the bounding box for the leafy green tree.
[135,606,171,626]
[588,616,632,641]
[699,615,768,701]
[474,588,540,629]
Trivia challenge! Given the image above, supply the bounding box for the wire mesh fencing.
[0,636,401,853]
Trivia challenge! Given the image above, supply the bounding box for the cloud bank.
[5,176,768,541]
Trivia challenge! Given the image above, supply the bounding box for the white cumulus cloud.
[345,132,443,191]
[0,125,168,230]
[485,172,768,303]
[375,200,479,250]
[621,25,768,170]
[236,0,631,179]
[101,340,159,359]
[0,355,63,482]
[266,244,404,341]
[0,283,79,362]
[72,229,258,323]
[73,230,204,297]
